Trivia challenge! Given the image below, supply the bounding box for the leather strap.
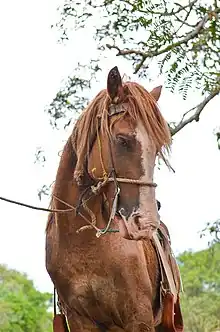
[153,232,178,302]
[162,292,184,332]
[153,226,184,331]
[53,314,69,332]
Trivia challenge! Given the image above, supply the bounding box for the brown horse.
[46,67,183,332]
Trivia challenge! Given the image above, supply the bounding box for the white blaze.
[135,122,158,224]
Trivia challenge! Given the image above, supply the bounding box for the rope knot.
[91,182,103,194]
[74,170,84,185]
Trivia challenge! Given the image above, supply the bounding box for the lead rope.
[53,195,100,233]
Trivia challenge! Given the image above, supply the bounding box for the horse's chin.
[114,215,155,240]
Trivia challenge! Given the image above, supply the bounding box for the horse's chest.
[72,275,116,305]
[54,241,157,320]
[65,261,151,319]
[62,272,126,322]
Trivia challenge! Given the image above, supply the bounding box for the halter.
[76,102,157,237]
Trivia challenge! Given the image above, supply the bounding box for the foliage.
[46,61,101,130]
[0,265,52,332]
[200,218,220,245]
[178,243,220,295]
[181,294,220,332]
[178,243,220,332]
[48,0,220,135]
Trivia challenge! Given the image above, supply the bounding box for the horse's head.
[73,67,171,240]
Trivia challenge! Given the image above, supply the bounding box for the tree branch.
[170,88,220,136]
[123,0,198,16]
[173,1,198,14]
[106,13,210,73]
[174,15,196,28]
[173,3,196,35]
[106,44,145,57]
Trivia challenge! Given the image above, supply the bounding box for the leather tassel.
[53,314,69,332]
[162,292,184,332]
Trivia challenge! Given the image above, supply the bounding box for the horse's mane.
[71,81,171,181]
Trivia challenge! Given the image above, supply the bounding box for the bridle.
[73,102,157,237]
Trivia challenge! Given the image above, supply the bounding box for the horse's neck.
[52,137,104,235]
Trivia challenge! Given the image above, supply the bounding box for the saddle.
[53,220,184,332]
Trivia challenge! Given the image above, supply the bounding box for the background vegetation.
[0,265,52,332]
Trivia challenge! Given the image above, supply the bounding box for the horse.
[45,66,183,332]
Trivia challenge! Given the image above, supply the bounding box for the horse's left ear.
[150,85,162,101]
[107,66,123,103]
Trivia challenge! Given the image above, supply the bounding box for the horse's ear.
[150,85,162,101]
[107,66,123,103]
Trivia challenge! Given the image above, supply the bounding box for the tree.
[47,0,219,138]
[200,218,220,246]
[0,265,52,332]
[178,243,220,332]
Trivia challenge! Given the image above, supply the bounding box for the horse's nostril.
[134,216,141,230]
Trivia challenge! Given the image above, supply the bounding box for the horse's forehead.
[112,116,152,144]
[110,116,136,135]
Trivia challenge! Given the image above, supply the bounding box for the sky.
[0,0,219,293]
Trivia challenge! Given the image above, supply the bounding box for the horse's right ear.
[150,85,162,101]
[107,66,123,103]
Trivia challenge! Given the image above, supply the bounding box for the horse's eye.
[116,135,129,148]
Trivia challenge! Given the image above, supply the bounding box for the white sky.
[0,0,219,293]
